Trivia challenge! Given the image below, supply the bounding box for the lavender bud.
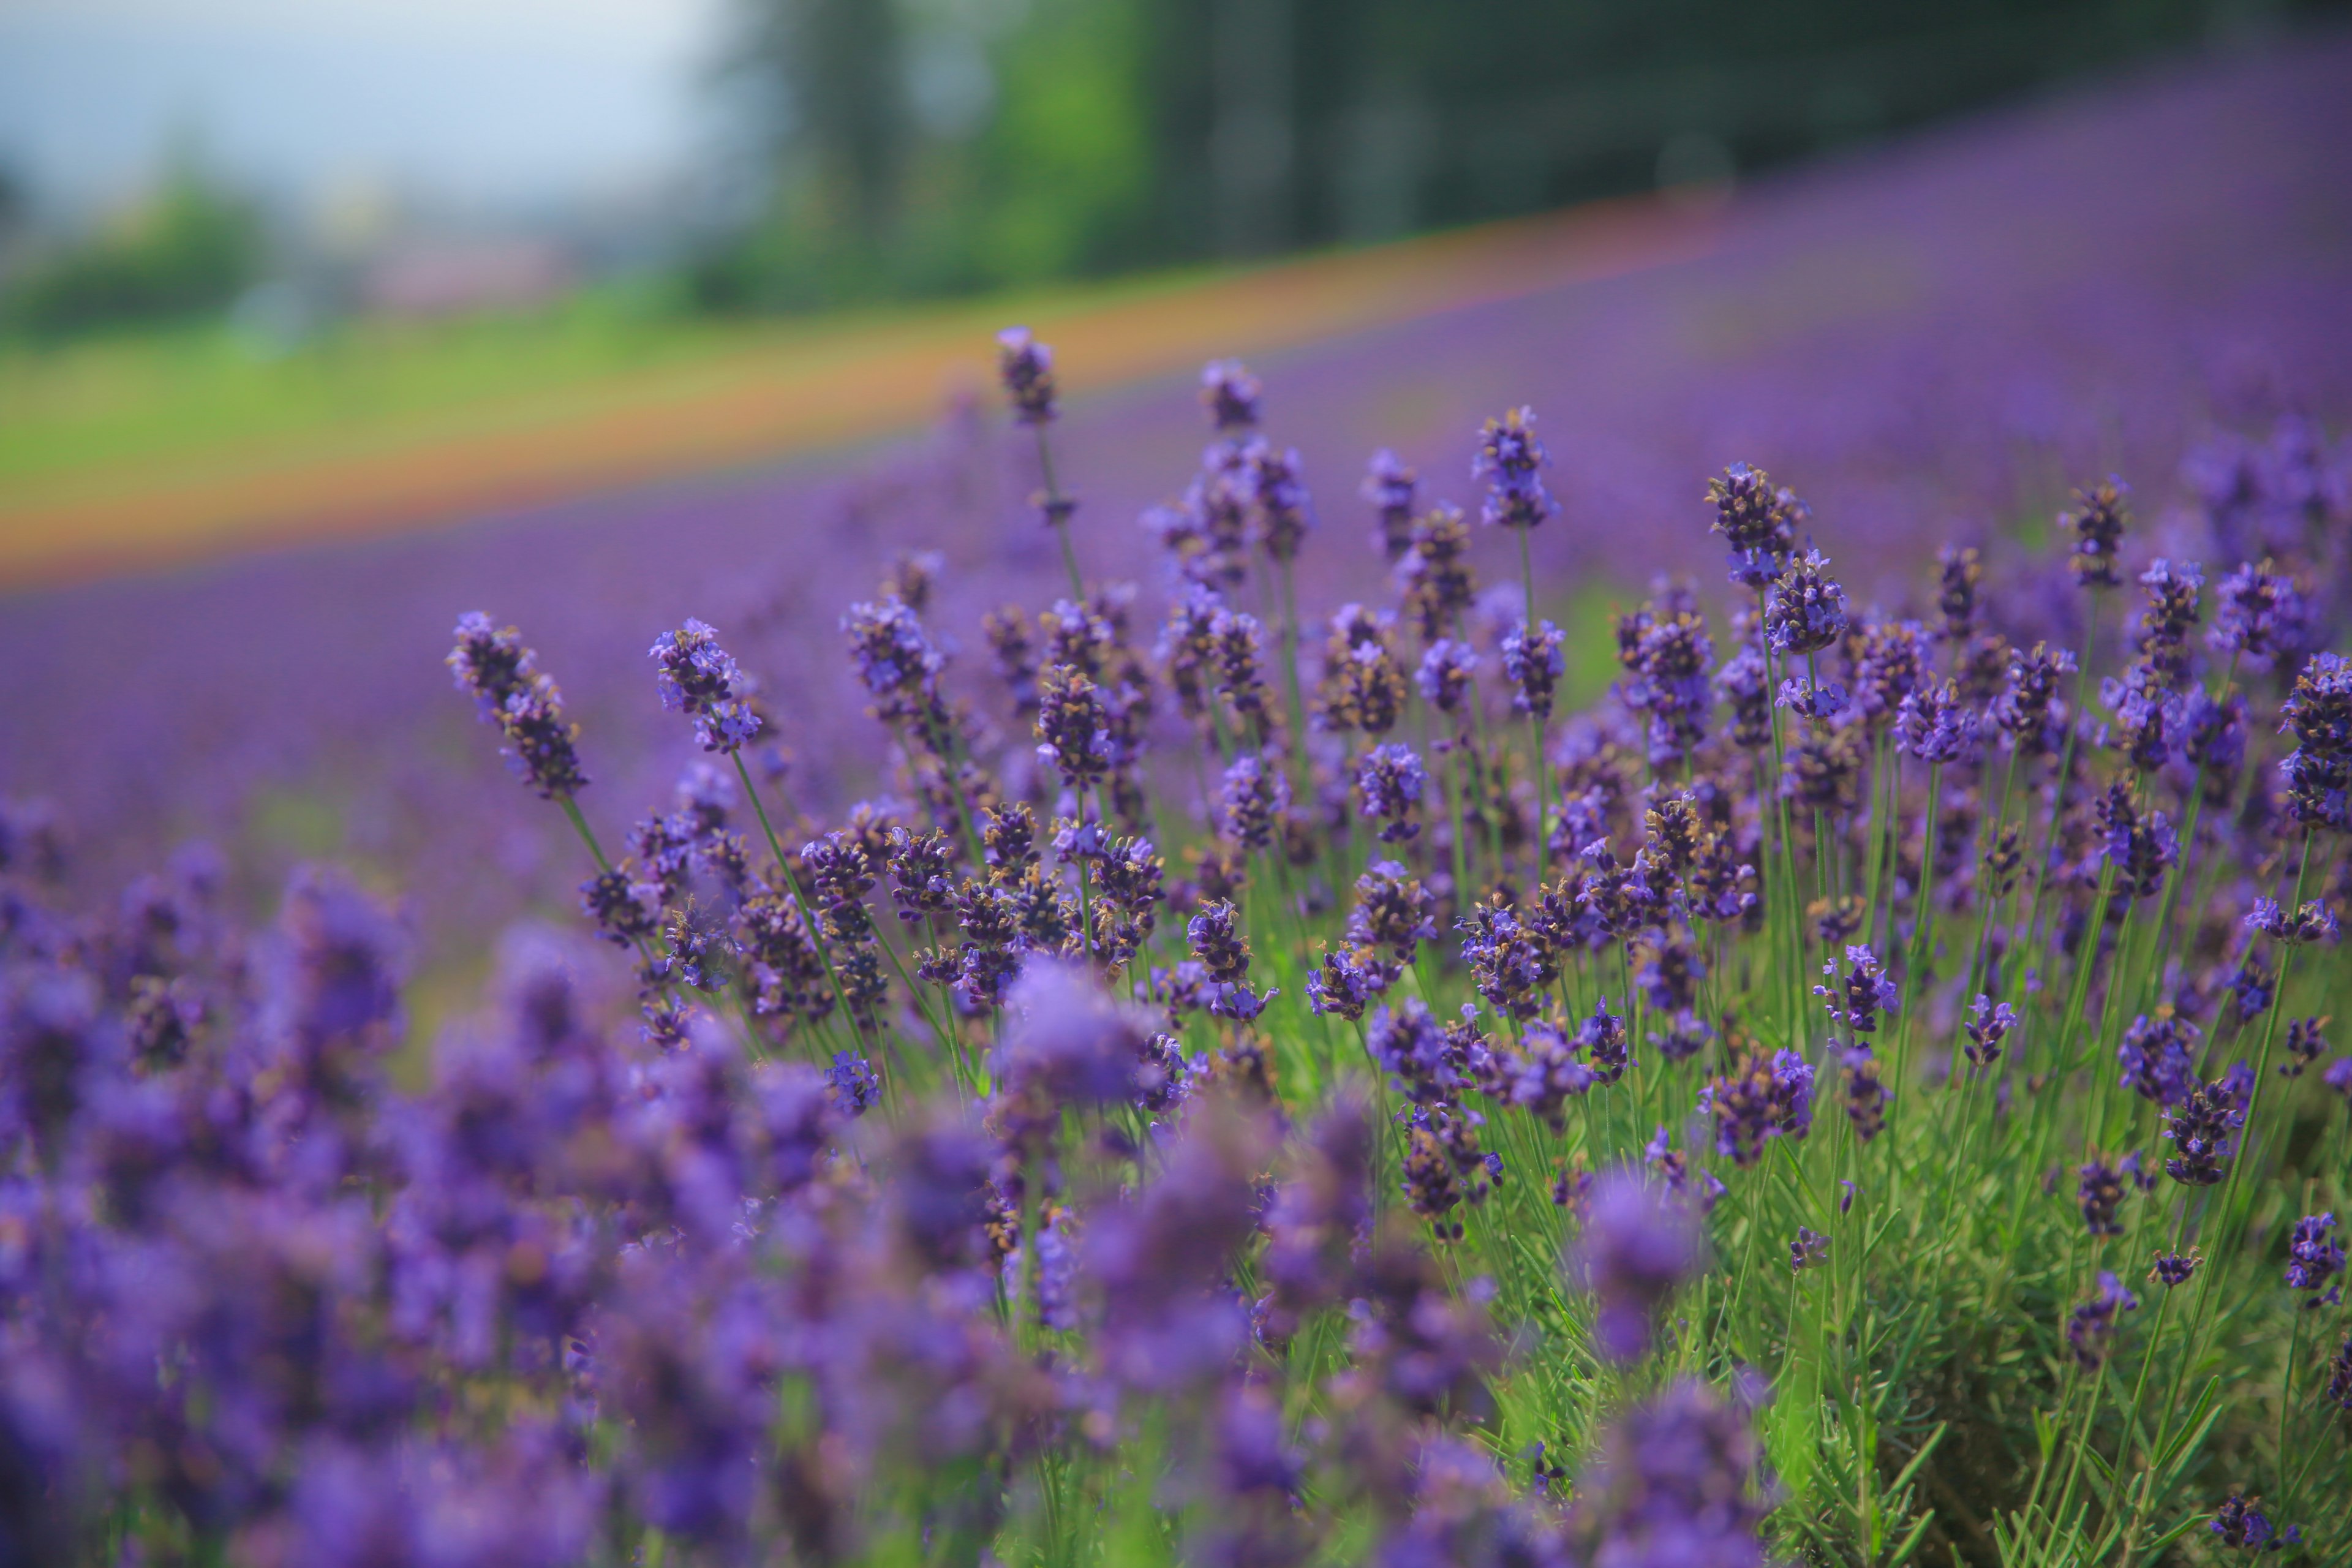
[1565,1170,1705,1362]
[996,325,1057,424]
[1472,406,1557,530]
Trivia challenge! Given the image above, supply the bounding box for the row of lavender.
[2,323,2348,1566]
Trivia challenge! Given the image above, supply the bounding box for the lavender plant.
[0,323,2347,1568]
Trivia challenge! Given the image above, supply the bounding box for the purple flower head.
[2278,1016,2329,1077]
[1817,944,1898,1035]
[1472,406,1557,530]
[1776,677,1847,720]
[1894,678,1981,764]
[1415,638,1478,713]
[1764,549,1849,655]
[1562,1379,1773,1566]
[2067,1272,2139,1370]
[1852,617,1929,723]
[1576,995,1631,1084]
[1992,640,2077,756]
[2244,895,2339,945]
[1362,448,1418,561]
[1715,641,1771,747]
[1964,993,2016,1067]
[843,596,946,712]
[2151,1250,2200,1287]
[1355,742,1425,842]
[450,614,589,797]
[2092,781,2177,899]
[1790,1227,1830,1273]
[826,1050,881,1115]
[2062,477,2130,589]
[650,618,745,716]
[1842,1042,1888,1142]
[996,325,1057,424]
[1566,1170,1706,1362]
[2101,662,2180,773]
[2162,1077,2245,1186]
[1034,664,1115,788]
[1706,461,1798,586]
[2328,1056,2352,1101]
[2207,562,2307,671]
[1200,359,1262,433]
[1086,1096,1273,1391]
[2119,1012,2201,1106]
[2211,1494,2278,1552]
[1366,998,1461,1106]
[2180,684,2247,776]
[997,957,1159,1112]
[2078,1160,2127,1236]
[1247,440,1314,564]
[1348,859,1437,964]
[1501,617,1566,720]
[1303,943,1396,1023]
[1506,1019,1596,1132]
[2278,650,2352,829]
[2286,1213,2343,1306]
[1705,1049,1815,1166]
[2132,557,2204,684]
[1217,749,1287,852]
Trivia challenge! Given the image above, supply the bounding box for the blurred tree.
[2,159,263,338]
[698,0,2346,311]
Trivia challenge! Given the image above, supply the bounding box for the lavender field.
[1,34,2350,1568]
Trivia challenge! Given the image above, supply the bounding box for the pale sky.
[0,0,733,214]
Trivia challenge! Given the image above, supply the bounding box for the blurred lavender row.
[2,39,2348,966]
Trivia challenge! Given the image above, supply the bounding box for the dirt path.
[0,197,1712,587]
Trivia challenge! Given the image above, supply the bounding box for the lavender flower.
[1348,860,1436,965]
[448,614,587,797]
[2067,1271,2139,1369]
[1035,665,1115,788]
[2285,1213,2343,1306]
[2132,557,2204,685]
[2244,896,2340,944]
[2078,1160,2127,1236]
[1362,448,1418,561]
[1415,638,1478,712]
[1706,461,1797,586]
[1219,750,1288,851]
[1842,1044,1888,1142]
[1894,677,1981,764]
[1992,641,2077,756]
[1704,1049,1815,1166]
[2211,1494,2278,1551]
[1501,618,1565,720]
[1562,1380,1772,1566]
[2207,562,2305,671]
[1776,677,1847,720]
[1565,1170,1705,1362]
[1355,744,1425,843]
[1790,1227,1830,1273]
[2119,1012,2199,1105]
[1763,549,1849,655]
[1303,944,1396,1022]
[996,326,1057,424]
[2277,650,2350,830]
[1200,359,1262,433]
[1817,944,1898,1036]
[2150,1251,2200,1287]
[2278,1016,2329,1077]
[2062,477,2130,589]
[1472,406,1557,530]
[2161,1077,2245,1186]
[1964,993,2016,1067]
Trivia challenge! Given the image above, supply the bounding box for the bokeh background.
[3,0,2350,1014]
